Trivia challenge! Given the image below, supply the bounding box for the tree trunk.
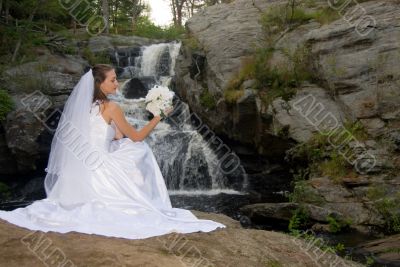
[0,0,3,18]
[171,0,177,26]
[12,1,41,62]
[102,0,109,34]
[5,0,9,24]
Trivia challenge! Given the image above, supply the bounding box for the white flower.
[145,85,174,117]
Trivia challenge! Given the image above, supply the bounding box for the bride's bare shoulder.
[106,101,123,113]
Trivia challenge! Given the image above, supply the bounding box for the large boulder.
[1,54,89,174]
[355,234,400,267]
[0,211,363,267]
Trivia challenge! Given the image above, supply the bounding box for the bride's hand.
[163,106,174,117]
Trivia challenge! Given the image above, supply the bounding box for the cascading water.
[109,42,247,197]
[0,42,254,218]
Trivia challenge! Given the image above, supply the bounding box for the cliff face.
[175,0,399,150]
[174,0,400,231]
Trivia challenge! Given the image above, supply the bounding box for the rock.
[88,35,165,53]
[3,54,88,98]
[240,202,345,224]
[242,79,257,90]
[305,1,400,133]
[0,211,362,267]
[269,85,346,142]
[174,0,282,158]
[307,178,385,226]
[1,53,88,174]
[176,0,400,152]
[359,118,385,136]
[355,234,400,267]
[0,125,17,175]
[4,94,50,173]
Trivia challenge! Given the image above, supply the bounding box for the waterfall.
[110,42,247,195]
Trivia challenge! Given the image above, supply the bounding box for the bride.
[0,64,225,239]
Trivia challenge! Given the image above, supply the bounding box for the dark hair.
[92,64,114,104]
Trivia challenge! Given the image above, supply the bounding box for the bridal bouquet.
[145,85,174,118]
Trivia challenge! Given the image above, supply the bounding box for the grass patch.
[286,121,369,182]
[182,34,202,51]
[224,44,314,105]
[0,89,14,121]
[261,3,317,34]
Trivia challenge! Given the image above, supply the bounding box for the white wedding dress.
[0,102,225,239]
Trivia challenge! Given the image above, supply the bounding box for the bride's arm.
[109,102,161,142]
[113,124,124,140]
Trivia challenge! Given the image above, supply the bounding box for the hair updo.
[91,64,114,104]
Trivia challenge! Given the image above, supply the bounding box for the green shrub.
[116,16,185,40]
[289,207,310,231]
[0,181,11,200]
[0,90,14,120]
[375,197,400,234]
[82,47,111,66]
[326,215,351,233]
[286,121,368,182]
[200,89,216,109]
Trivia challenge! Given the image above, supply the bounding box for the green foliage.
[0,182,12,200]
[82,48,112,66]
[0,90,14,120]
[365,256,375,267]
[326,215,351,233]
[286,121,368,182]
[224,44,314,106]
[288,207,310,231]
[288,180,325,204]
[261,3,317,33]
[223,89,245,104]
[200,89,217,110]
[375,197,400,234]
[289,228,345,256]
[367,185,400,234]
[182,34,202,51]
[6,68,52,93]
[0,0,72,63]
[123,16,185,40]
[223,56,255,104]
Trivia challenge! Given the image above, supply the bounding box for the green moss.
[182,34,202,51]
[0,90,14,120]
[200,89,216,109]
